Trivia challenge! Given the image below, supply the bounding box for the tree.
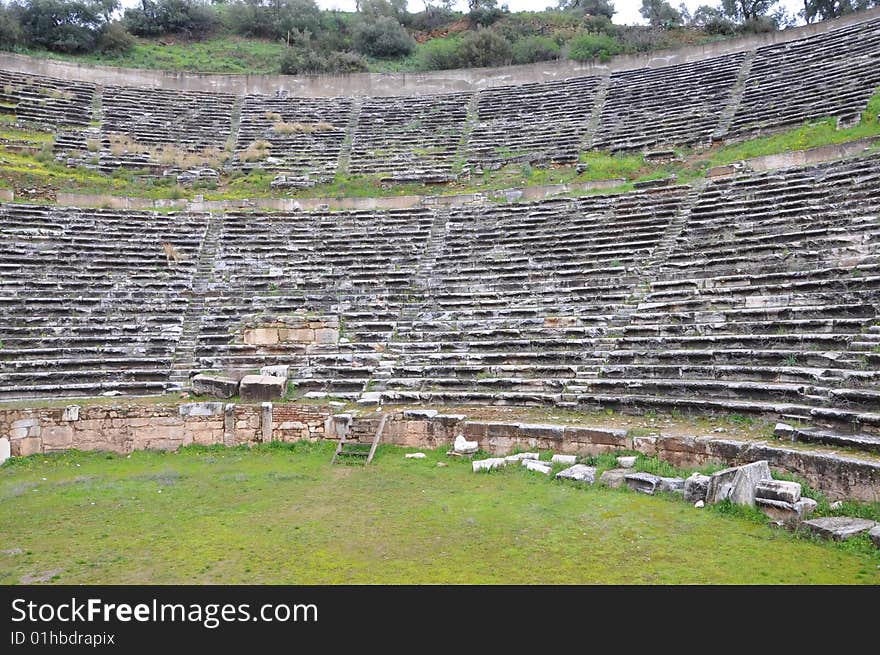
[720,0,779,22]
[124,0,217,38]
[640,0,683,26]
[352,15,415,58]
[558,0,615,19]
[17,0,113,53]
[223,0,320,40]
[802,0,877,23]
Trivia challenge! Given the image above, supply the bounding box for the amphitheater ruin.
[2,9,880,549]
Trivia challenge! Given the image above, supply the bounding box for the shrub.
[456,28,511,68]
[511,35,561,65]
[352,15,415,58]
[98,21,134,54]
[223,0,321,41]
[417,37,461,71]
[279,46,367,75]
[567,32,622,62]
[124,0,217,38]
[323,51,368,74]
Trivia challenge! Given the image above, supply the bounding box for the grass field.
[2,442,878,585]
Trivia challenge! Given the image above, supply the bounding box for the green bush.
[352,15,415,58]
[457,28,512,68]
[511,35,560,65]
[98,21,135,54]
[567,32,622,62]
[279,46,367,75]
[417,37,461,71]
[18,0,109,54]
[124,0,217,38]
[222,0,322,41]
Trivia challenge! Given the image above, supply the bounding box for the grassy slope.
[1,442,877,584]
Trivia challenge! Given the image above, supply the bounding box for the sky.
[314,0,808,25]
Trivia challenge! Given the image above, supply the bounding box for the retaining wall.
[0,9,878,97]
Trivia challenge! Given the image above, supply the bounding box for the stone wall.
[2,402,877,502]
[0,8,876,97]
[370,411,880,502]
[0,402,332,456]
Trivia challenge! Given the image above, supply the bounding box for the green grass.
[1,443,877,584]
[2,89,879,204]
[16,37,287,75]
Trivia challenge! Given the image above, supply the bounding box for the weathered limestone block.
[684,472,711,503]
[0,438,9,464]
[617,456,637,468]
[240,375,285,402]
[869,525,880,549]
[556,464,596,483]
[522,459,552,475]
[729,461,772,506]
[599,468,629,489]
[192,374,239,399]
[62,406,79,422]
[756,497,817,524]
[755,479,801,504]
[706,466,739,504]
[41,425,73,450]
[625,472,662,495]
[262,403,273,443]
[659,477,684,494]
[473,457,506,472]
[551,454,577,465]
[243,327,279,345]
[179,402,224,417]
[505,452,539,462]
[16,437,41,457]
[803,517,878,541]
[453,434,478,455]
[223,404,236,446]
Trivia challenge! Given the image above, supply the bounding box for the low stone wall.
[2,402,877,502]
[0,8,877,96]
[364,411,880,502]
[45,178,626,214]
[0,402,331,456]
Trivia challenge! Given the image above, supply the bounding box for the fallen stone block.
[625,472,662,495]
[453,434,479,455]
[659,477,684,494]
[599,468,628,489]
[405,453,426,459]
[473,458,507,472]
[684,473,710,504]
[551,454,577,465]
[756,497,817,525]
[0,437,9,465]
[555,464,596,483]
[870,525,880,549]
[755,479,801,504]
[617,455,637,468]
[705,466,739,504]
[192,374,239,399]
[803,516,878,541]
[522,459,552,475]
[239,375,286,402]
[505,452,539,462]
[729,461,772,506]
